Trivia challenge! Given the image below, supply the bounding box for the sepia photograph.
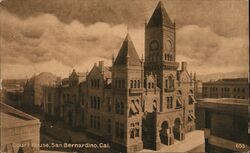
[0,0,249,153]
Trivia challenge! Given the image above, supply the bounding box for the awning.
[177,97,183,105]
[130,103,138,114]
[153,102,157,109]
[134,101,140,111]
[188,114,196,121]
[189,95,195,103]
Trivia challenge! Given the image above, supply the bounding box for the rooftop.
[0,102,40,128]
[197,98,249,106]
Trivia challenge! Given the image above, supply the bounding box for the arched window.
[153,100,157,112]
[165,54,167,60]
[152,83,154,88]
[134,80,137,88]
[148,82,151,89]
[168,76,174,88]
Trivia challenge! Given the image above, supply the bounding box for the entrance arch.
[173,118,181,140]
[160,121,169,144]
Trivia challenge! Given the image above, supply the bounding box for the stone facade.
[0,102,41,153]
[43,1,196,152]
[202,78,249,99]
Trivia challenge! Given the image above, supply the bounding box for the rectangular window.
[120,123,124,139]
[165,80,168,89]
[135,128,140,137]
[107,119,111,133]
[115,122,119,138]
[90,115,93,128]
[97,116,100,129]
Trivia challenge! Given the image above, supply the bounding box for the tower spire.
[146,1,174,28]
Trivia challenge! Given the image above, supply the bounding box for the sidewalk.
[140,130,205,153]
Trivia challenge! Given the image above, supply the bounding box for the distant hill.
[197,72,248,82]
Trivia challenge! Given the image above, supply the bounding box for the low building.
[202,78,249,99]
[196,98,249,153]
[0,102,41,153]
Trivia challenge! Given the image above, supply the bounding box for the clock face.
[150,40,159,51]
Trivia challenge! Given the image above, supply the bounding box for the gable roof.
[147,1,174,28]
[114,34,141,66]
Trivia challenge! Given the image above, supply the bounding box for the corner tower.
[112,34,144,152]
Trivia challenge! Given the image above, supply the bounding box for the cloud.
[0,10,144,78]
[176,25,248,74]
[0,10,248,79]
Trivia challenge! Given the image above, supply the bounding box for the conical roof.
[147,1,174,28]
[114,34,141,66]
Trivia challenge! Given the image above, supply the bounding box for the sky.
[0,0,249,79]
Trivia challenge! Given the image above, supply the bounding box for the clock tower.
[144,1,179,112]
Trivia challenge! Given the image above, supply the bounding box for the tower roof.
[114,34,141,66]
[147,1,174,28]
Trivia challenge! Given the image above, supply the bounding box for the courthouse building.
[43,1,196,152]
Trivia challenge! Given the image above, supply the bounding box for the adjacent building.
[23,72,60,107]
[202,78,249,99]
[0,102,41,153]
[196,98,249,153]
[43,1,196,152]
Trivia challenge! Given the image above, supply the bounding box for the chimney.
[99,61,104,72]
[181,62,187,71]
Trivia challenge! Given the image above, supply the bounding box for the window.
[189,95,195,105]
[81,94,84,105]
[94,96,96,109]
[120,123,124,139]
[122,80,125,88]
[118,80,121,88]
[130,80,133,88]
[137,80,140,88]
[130,122,140,139]
[167,97,173,109]
[148,82,151,89]
[115,122,119,138]
[107,119,111,133]
[90,96,93,108]
[134,80,137,88]
[97,97,100,109]
[135,128,140,137]
[115,80,118,88]
[107,97,111,112]
[48,93,51,103]
[90,115,93,128]
[93,116,96,128]
[120,101,124,114]
[97,116,100,129]
[165,80,168,88]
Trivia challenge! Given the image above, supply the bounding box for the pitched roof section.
[114,34,141,66]
[147,1,174,28]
